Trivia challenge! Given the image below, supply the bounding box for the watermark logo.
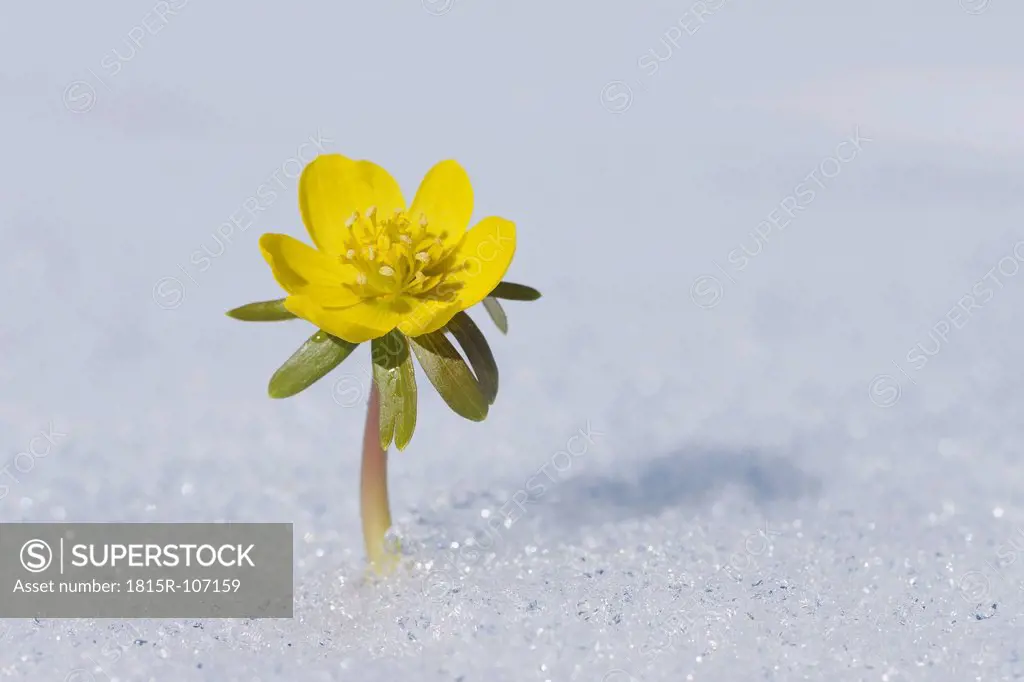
[690,128,871,308]
[958,570,990,603]
[1,421,68,501]
[2,523,291,618]
[690,274,724,309]
[61,0,191,115]
[422,0,456,15]
[868,239,1024,408]
[600,81,634,114]
[152,276,186,310]
[62,81,98,114]
[20,539,53,573]
[421,422,606,602]
[601,0,732,113]
[867,373,902,408]
[960,0,990,14]
[152,129,333,310]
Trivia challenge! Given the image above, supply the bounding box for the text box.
[0,523,292,618]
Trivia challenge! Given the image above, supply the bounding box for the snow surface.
[3,1,1024,679]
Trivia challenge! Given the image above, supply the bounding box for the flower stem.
[361,380,398,574]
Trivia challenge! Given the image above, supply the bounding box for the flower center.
[338,207,465,302]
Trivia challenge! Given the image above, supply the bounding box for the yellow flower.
[258,155,516,343]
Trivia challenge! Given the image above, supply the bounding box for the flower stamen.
[335,207,467,304]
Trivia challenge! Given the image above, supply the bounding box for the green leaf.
[482,297,508,334]
[268,330,359,399]
[226,299,297,321]
[490,281,542,301]
[446,311,498,405]
[409,330,489,422]
[371,332,417,451]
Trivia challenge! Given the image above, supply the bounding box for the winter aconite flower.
[260,155,516,343]
[226,153,540,574]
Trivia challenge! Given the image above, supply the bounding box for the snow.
[3,1,1024,679]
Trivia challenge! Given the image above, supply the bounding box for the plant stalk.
[360,380,398,574]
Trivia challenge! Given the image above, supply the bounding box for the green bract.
[227,281,541,449]
[482,297,508,334]
[488,282,541,302]
[267,331,358,399]
[446,311,498,405]
[409,329,488,422]
[372,331,417,451]
[226,299,297,321]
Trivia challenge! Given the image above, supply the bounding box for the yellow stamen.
[333,207,469,304]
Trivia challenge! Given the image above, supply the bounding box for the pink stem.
[360,381,395,572]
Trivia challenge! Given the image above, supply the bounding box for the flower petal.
[297,285,364,308]
[284,295,405,344]
[396,217,516,338]
[298,155,353,254]
[409,160,473,249]
[397,299,457,337]
[450,217,516,309]
[260,233,354,294]
[299,154,406,255]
